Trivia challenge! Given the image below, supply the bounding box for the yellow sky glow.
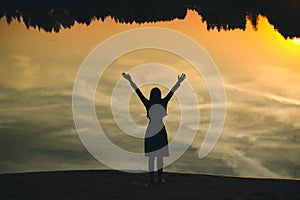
[0,10,299,91]
[292,38,300,45]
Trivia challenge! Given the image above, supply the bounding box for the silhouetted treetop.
[1,0,299,38]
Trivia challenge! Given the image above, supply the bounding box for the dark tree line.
[1,0,299,38]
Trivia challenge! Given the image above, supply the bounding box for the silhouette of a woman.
[122,72,186,184]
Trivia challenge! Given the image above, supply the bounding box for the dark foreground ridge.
[1,0,300,38]
[0,170,299,200]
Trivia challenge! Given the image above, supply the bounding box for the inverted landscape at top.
[1,0,300,39]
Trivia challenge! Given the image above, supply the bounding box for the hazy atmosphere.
[1,9,300,179]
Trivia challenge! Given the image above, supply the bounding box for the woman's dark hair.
[150,87,161,102]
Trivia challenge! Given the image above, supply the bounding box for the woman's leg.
[157,156,163,170]
[148,155,155,171]
[157,156,165,183]
[148,156,155,183]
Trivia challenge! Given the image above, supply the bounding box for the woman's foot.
[158,178,166,184]
[157,169,165,184]
[150,172,154,184]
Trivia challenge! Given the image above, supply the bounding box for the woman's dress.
[135,89,174,157]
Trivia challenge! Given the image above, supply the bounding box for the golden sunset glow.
[292,38,300,45]
[1,10,299,89]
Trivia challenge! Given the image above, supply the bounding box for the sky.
[0,10,300,178]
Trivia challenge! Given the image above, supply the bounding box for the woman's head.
[150,87,161,102]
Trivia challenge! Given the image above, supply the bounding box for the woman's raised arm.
[164,73,186,102]
[122,72,148,106]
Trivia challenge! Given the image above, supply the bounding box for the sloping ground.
[0,170,299,200]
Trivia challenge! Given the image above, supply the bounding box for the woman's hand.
[122,72,138,90]
[177,73,186,83]
[122,72,132,81]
